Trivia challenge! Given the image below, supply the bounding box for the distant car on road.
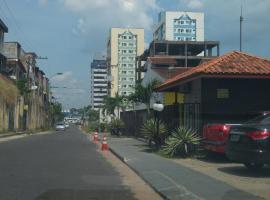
[55,123,65,131]
[64,123,70,128]
[226,113,270,170]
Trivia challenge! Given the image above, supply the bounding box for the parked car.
[202,112,269,153]
[203,123,240,153]
[55,123,65,131]
[226,113,270,170]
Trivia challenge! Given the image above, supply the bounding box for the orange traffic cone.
[101,135,109,151]
[93,132,99,143]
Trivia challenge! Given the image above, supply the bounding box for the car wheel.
[244,163,264,171]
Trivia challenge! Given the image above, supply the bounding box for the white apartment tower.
[153,11,204,41]
[90,54,108,110]
[107,28,144,97]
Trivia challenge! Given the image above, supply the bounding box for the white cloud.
[181,0,204,9]
[60,0,160,33]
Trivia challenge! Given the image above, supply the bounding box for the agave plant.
[141,119,167,148]
[162,127,201,157]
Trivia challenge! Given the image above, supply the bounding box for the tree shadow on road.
[218,165,270,178]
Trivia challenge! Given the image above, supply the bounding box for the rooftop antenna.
[240,2,244,52]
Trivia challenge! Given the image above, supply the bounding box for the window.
[128,64,133,67]
[122,57,127,60]
[122,43,127,46]
[129,78,134,81]
[122,50,127,53]
[180,21,184,24]
[122,71,127,74]
[122,63,127,67]
[181,29,184,33]
[121,77,126,81]
[123,36,127,39]
[128,43,134,46]
[128,36,132,39]
[128,50,133,53]
[128,57,134,61]
[128,71,134,74]
[217,89,229,99]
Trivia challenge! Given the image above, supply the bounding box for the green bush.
[88,121,99,132]
[141,118,167,149]
[109,118,125,136]
[162,127,201,157]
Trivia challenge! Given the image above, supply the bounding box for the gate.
[179,103,201,134]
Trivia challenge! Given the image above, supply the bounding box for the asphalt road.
[0,126,136,200]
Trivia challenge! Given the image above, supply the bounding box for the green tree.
[50,102,64,125]
[130,79,159,115]
[102,92,124,118]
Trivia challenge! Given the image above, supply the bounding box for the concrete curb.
[109,146,168,200]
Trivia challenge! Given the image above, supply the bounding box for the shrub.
[109,118,125,136]
[162,127,201,157]
[141,118,167,149]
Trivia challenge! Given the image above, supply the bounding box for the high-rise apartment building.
[107,28,144,97]
[90,54,108,110]
[153,11,204,41]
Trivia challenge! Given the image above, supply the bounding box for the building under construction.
[136,40,220,81]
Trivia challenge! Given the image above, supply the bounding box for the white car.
[55,123,65,131]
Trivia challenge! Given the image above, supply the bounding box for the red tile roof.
[148,57,177,65]
[157,51,270,91]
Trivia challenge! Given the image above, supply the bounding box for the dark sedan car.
[226,113,270,170]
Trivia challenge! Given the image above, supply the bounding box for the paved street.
[0,126,140,200]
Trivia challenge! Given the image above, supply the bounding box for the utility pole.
[240,3,244,52]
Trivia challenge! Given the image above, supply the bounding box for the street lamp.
[153,103,164,140]
[49,72,63,80]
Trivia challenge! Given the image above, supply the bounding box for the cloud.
[61,0,160,33]
[186,0,204,9]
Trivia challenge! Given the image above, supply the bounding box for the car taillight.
[247,130,270,140]
[218,125,231,137]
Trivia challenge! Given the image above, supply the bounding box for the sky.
[0,0,269,109]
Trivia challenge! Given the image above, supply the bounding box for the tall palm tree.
[132,79,159,115]
[102,92,124,118]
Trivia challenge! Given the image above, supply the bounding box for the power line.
[1,0,36,51]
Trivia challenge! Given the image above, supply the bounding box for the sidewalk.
[108,137,262,200]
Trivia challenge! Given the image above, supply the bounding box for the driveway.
[172,154,270,200]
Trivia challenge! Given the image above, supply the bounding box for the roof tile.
[157,51,270,90]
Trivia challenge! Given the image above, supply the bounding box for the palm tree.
[132,79,159,115]
[102,92,124,118]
